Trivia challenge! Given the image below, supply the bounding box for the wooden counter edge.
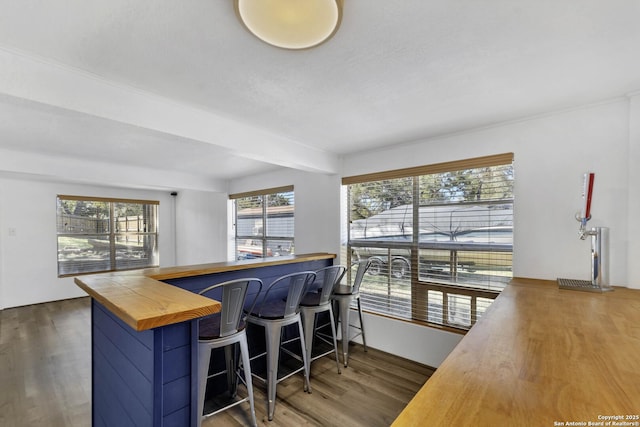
[145,252,336,280]
[74,274,221,331]
[74,252,336,331]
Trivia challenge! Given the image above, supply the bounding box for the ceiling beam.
[0,47,339,175]
[0,147,226,192]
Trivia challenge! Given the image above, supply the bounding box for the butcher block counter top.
[74,252,335,331]
[393,278,640,427]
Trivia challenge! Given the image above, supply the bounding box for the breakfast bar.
[392,278,640,426]
[75,253,334,427]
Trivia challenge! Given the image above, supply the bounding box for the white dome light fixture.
[234,0,343,50]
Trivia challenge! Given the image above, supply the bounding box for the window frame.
[56,195,159,277]
[342,153,514,332]
[230,185,295,260]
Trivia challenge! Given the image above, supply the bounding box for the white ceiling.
[1,0,639,189]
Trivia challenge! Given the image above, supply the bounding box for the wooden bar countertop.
[393,278,640,427]
[75,252,335,332]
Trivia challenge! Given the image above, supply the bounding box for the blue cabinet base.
[90,258,331,426]
[92,301,197,426]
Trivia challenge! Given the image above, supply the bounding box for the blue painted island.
[75,253,335,427]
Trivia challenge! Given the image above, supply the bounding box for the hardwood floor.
[0,297,434,427]
[204,341,434,427]
[0,297,91,427]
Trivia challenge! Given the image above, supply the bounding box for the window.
[230,186,294,260]
[56,195,159,276]
[342,153,514,331]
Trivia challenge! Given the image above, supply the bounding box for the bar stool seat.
[197,278,263,427]
[246,271,316,421]
[332,260,371,367]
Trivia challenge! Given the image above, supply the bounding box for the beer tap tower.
[558,172,612,292]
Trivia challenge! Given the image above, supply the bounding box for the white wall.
[628,93,640,287]
[173,190,228,265]
[0,176,225,309]
[343,98,634,287]
[226,97,638,367]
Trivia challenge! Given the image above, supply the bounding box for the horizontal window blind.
[232,187,295,260]
[343,153,513,185]
[56,196,159,276]
[229,185,294,200]
[344,154,514,331]
[57,194,159,205]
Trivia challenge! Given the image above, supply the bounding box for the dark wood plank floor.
[0,297,434,427]
[0,297,92,427]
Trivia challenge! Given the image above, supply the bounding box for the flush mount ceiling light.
[234,0,343,50]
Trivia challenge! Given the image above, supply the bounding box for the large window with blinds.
[56,195,159,276]
[342,153,514,331]
[230,186,294,260]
